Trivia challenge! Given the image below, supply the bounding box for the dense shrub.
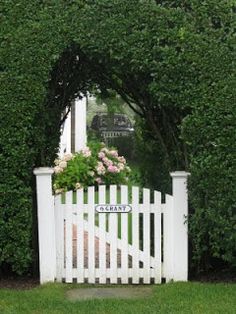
[182,101,236,270]
[53,142,131,193]
[105,136,135,162]
[1,0,235,274]
[134,117,171,194]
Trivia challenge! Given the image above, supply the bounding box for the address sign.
[95,204,132,213]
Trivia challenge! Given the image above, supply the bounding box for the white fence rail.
[34,169,190,284]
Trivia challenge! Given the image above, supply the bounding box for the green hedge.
[182,101,236,270]
[1,0,235,274]
[134,118,172,195]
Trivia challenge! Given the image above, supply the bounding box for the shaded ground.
[0,269,235,290]
[0,277,38,290]
[190,270,236,283]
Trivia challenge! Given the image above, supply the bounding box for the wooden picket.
[132,186,140,284]
[55,195,63,281]
[154,191,162,283]
[143,188,151,283]
[54,185,167,284]
[109,185,118,283]
[65,191,73,283]
[76,188,84,283]
[121,185,128,284]
[98,185,106,283]
[88,186,95,283]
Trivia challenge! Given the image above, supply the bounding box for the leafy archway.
[1,0,235,274]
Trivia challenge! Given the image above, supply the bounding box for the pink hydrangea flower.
[81,146,91,157]
[59,161,67,169]
[101,147,109,153]
[97,161,103,167]
[54,158,60,166]
[63,153,73,161]
[108,150,118,157]
[95,177,103,184]
[102,157,113,167]
[107,165,120,173]
[55,188,65,195]
[96,162,106,175]
[75,182,81,189]
[118,162,125,171]
[118,156,126,164]
[98,151,105,159]
[54,166,63,174]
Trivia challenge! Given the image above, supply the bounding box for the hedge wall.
[0,0,235,274]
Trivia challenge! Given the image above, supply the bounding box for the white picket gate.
[34,169,190,285]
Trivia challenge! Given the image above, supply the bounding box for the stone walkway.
[66,286,153,301]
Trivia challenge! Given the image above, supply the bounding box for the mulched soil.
[0,271,235,290]
[191,271,236,283]
[0,277,39,290]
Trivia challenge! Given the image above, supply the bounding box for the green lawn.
[0,282,235,314]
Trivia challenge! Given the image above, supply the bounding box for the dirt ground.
[1,270,235,290]
[0,277,39,290]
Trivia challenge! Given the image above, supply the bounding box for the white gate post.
[170,171,190,281]
[33,167,55,284]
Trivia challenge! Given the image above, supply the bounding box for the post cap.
[170,171,191,178]
[33,167,54,176]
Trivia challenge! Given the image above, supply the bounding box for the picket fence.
[34,169,189,285]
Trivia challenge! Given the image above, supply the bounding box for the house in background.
[59,97,87,157]
[59,95,135,157]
